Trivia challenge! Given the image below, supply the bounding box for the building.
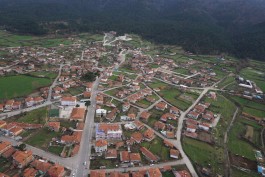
[95,123,122,140]
[140,147,159,162]
[170,149,180,159]
[90,170,106,177]
[173,170,191,177]
[70,108,86,121]
[47,122,60,132]
[96,109,107,118]
[12,150,34,168]
[146,168,162,177]
[47,164,65,177]
[143,129,155,141]
[95,139,108,153]
[0,141,12,155]
[61,96,76,106]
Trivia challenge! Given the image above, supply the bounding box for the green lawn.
[17,107,48,124]
[25,127,61,149]
[183,137,224,175]
[0,75,52,99]
[48,146,64,155]
[243,107,265,118]
[217,76,236,89]
[147,80,168,89]
[29,71,57,79]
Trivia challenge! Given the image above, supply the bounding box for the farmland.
[0,75,53,100]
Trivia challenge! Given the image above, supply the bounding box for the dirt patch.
[229,153,257,171]
[244,125,253,141]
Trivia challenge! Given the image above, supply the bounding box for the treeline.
[0,0,264,61]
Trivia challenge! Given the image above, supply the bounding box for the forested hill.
[0,0,265,61]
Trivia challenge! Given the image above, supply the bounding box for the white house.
[61,96,76,106]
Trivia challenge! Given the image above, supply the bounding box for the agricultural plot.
[0,75,52,100]
[240,67,265,92]
[228,118,262,161]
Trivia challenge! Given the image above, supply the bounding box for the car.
[72,173,75,177]
[83,161,87,166]
[150,164,154,166]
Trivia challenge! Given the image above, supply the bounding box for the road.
[75,76,100,177]
[47,64,64,102]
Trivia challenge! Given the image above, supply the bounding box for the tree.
[18,143,26,151]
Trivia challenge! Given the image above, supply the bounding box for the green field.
[25,127,61,149]
[28,71,57,79]
[0,30,73,48]
[217,76,236,89]
[183,137,224,175]
[240,67,265,92]
[228,118,262,160]
[48,145,64,155]
[0,75,53,99]
[16,107,48,124]
[231,167,260,177]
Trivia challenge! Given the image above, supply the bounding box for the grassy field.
[48,145,64,155]
[183,137,224,175]
[16,107,48,124]
[0,30,73,48]
[25,127,61,149]
[229,96,265,118]
[203,94,236,146]
[217,76,236,89]
[240,67,265,92]
[231,167,260,177]
[28,71,57,79]
[228,118,262,160]
[0,75,52,99]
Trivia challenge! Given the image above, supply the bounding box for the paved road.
[47,64,64,102]
[75,77,100,177]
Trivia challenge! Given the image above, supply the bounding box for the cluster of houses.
[90,166,191,177]
[0,140,66,177]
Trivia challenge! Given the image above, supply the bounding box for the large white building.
[95,123,122,140]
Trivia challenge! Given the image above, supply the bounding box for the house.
[194,104,205,113]
[96,94,104,105]
[0,120,7,128]
[163,140,175,149]
[95,123,122,140]
[120,151,130,163]
[12,101,21,110]
[47,122,60,132]
[155,102,167,111]
[61,96,76,106]
[140,147,159,162]
[96,109,107,118]
[140,111,151,122]
[143,129,155,141]
[12,150,34,168]
[198,123,210,131]
[146,168,162,177]
[61,132,82,144]
[186,125,197,133]
[170,149,180,159]
[34,97,44,105]
[131,132,143,143]
[83,91,91,98]
[5,100,14,110]
[170,107,180,115]
[0,141,12,155]
[95,139,108,153]
[0,173,9,177]
[70,108,86,121]
[25,97,35,107]
[133,120,144,130]
[105,149,118,159]
[187,111,200,119]
[122,102,130,112]
[130,153,141,163]
[132,170,146,177]
[173,170,191,177]
[23,167,38,177]
[90,170,106,177]
[47,164,65,177]
[154,121,166,131]
[31,159,52,173]
[106,108,118,121]
[0,104,4,112]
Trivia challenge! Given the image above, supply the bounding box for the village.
[0,31,264,177]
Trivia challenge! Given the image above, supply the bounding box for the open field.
[228,118,262,161]
[0,75,52,100]
[231,167,260,177]
[240,67,265,92]
[0,30,73,48]
[183,137,224,175]
[17,107,48,124]
[25,127,61,149]
[28,71,57,79]
[217,76,236,89]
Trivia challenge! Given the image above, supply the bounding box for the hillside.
[0,0,264,60]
